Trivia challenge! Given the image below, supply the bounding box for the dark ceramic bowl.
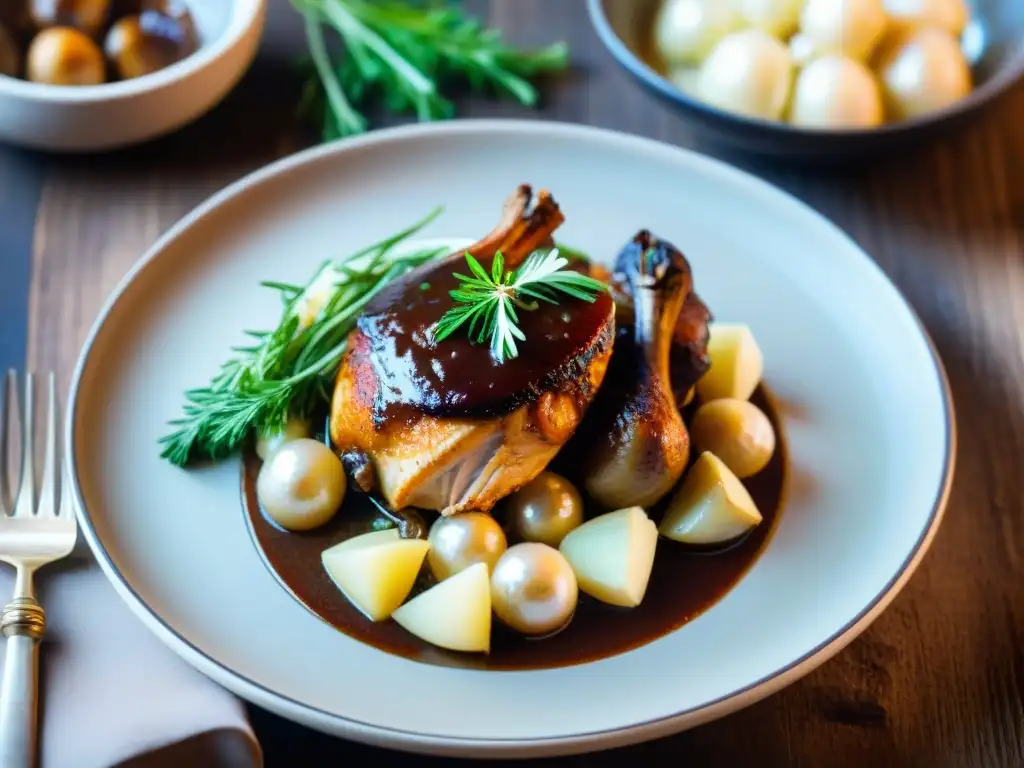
[587,0,1024,159]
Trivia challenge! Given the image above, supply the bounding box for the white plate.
[68,120,955,758]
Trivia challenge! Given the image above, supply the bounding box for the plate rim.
[66,119,957,757]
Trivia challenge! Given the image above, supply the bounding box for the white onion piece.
[789,55,884,129]
[879,27,972,120]
[653,0,739,66]
[697,29,794,121]
[800,0,889,62]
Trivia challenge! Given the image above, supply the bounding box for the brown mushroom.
[577,231,693,510]
[29,0,111,38]
[103,7,197,80]
[27,26,105,85]
[143,6,197,57]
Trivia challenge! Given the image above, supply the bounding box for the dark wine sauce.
[241,387,786,671]
[357,254,615,424]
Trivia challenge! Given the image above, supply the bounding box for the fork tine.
[59,445,73,520]
[14,371,35,517]
[0,370,10,516]
[37,373,57,518]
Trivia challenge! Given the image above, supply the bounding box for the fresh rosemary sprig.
[293,0,570,140]
[433,248,607,363]
[159,208,447,467]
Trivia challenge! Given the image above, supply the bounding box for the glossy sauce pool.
[241,387,786,671]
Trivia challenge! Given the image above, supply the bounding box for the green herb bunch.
[293,0,570,140]
[159,208,447,467]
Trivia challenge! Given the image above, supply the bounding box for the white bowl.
[0,0,266,153]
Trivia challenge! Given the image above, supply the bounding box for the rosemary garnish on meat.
[433,248,607,364]
[159,208,447,467]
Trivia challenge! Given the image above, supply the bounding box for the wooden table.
[2,2,1022,765]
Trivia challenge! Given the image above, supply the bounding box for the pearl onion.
[255,416,311,460]
[505,472,584,547]
[789,55,884,129]
[882,0,969,37]
[427,512,507,581]
[800,0,889,62]
[698,29,794,121]
[689,398,778,478]
[256,439,346,531]
[490,543,578,637]
[653,0,739,66]
[736,0,804,38]
[879,27,972,120]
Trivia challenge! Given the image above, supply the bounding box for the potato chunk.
[558,507,658,608]
[696,323,764,402]
[660,452,763,545]
[321,529,429,621]
[392,561,492,653]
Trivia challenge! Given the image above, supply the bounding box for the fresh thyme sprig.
[293,0,570,140]
[159,208,447,467]
[433,248,607,363]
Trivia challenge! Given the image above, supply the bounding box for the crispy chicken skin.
[329,187,616,516]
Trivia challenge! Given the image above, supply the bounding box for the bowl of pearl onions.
[587,0,1024,158]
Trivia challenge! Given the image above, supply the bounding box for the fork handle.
[0,598,44,768]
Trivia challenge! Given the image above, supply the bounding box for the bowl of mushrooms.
[587,0,1024,158]
[0,0,266,153]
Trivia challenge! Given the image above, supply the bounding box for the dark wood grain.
[0,147,44,374]
[15,0,1024,766]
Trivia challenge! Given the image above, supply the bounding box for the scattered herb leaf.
[159,207,447,467]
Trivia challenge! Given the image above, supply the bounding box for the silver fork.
[0,371,77,768]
